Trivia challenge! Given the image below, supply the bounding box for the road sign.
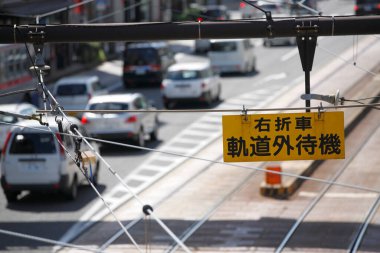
[223,111,345,162]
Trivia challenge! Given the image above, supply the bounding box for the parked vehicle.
[201,5,230,20]
[81,93,159,147]
[0,103,37,151]
[123,42,175,88]
[53,75,106,118]
[161,61,221,108]
[0,117,99,203]
[354,0,380,15]
[208,39,256,74]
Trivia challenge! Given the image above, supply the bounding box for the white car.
[52,75,106,118]
[81,93,159,147]
[161,61,221,108]
[0,117,99,203]
[0,103,37,151]
[208,39,256,74]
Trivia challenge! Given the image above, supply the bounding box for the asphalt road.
[0,1,359,252]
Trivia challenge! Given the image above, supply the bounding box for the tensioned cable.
[23,45,144,252]
[317,44,377,76]
[0,88,36,98]
[36,102,380,114]
[22,40,190,253]
[0,229,103,253]
[88,0,149,23]
[2,120,380,195]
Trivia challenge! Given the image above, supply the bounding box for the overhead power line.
[35,102,380,114]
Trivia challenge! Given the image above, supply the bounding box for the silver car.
[81,93,159,147]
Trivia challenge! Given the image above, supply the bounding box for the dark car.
[355,0,380,15]
[123,42,175,88]
[201,5,230,20]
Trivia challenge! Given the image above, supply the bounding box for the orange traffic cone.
[265,165,282,185]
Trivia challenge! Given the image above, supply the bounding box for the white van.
[208,39,256,74]
[53,75,106,118]
[0,117,99,203]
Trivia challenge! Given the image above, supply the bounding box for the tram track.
[275,107,379,253]
[276,104,380,252]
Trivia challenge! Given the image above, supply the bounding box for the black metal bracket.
[296,24,318,112]
[296,25,318,72]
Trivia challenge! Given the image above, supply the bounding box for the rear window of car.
[9,133,56,154]
[56,84,87,96]
[0,115,17,124]
[124,48,159,65]
[166,70,201,80]
[210,42,237,52]
[89,103,129,110]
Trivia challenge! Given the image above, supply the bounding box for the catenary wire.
[2,120,380,196]
[317,44,377,76]
[88,0,149,23]
[36,102,380,114]
[19,40,192,253]
[0,88,36,98]
[29,40,190,251]
[24,46,144,252]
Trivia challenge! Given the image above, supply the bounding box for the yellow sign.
[223,111,345,162]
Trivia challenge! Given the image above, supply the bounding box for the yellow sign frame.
[223,111,345,162]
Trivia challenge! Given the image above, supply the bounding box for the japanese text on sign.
[222,111,345,162]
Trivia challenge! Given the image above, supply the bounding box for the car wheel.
[4,191,18,203]
[163,100,172,109]
[150,127,158,141]
[65,176,78,200]
[204,91,213,107]
[150,117,159,141]
[135,128,145,147]
[215,85,221,102]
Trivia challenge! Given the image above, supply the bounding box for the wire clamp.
[241,105,249,123]
[142,204,153,215]
[300,89,340,106]
[31,113,48,126]
[317,102,325,120]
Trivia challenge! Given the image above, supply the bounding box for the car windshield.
[9,133,56,154]
[166,70,201,80]
[210,42,237,52]
[89,103,129,110]
[125,48,159,65]
[56,84,87,96]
